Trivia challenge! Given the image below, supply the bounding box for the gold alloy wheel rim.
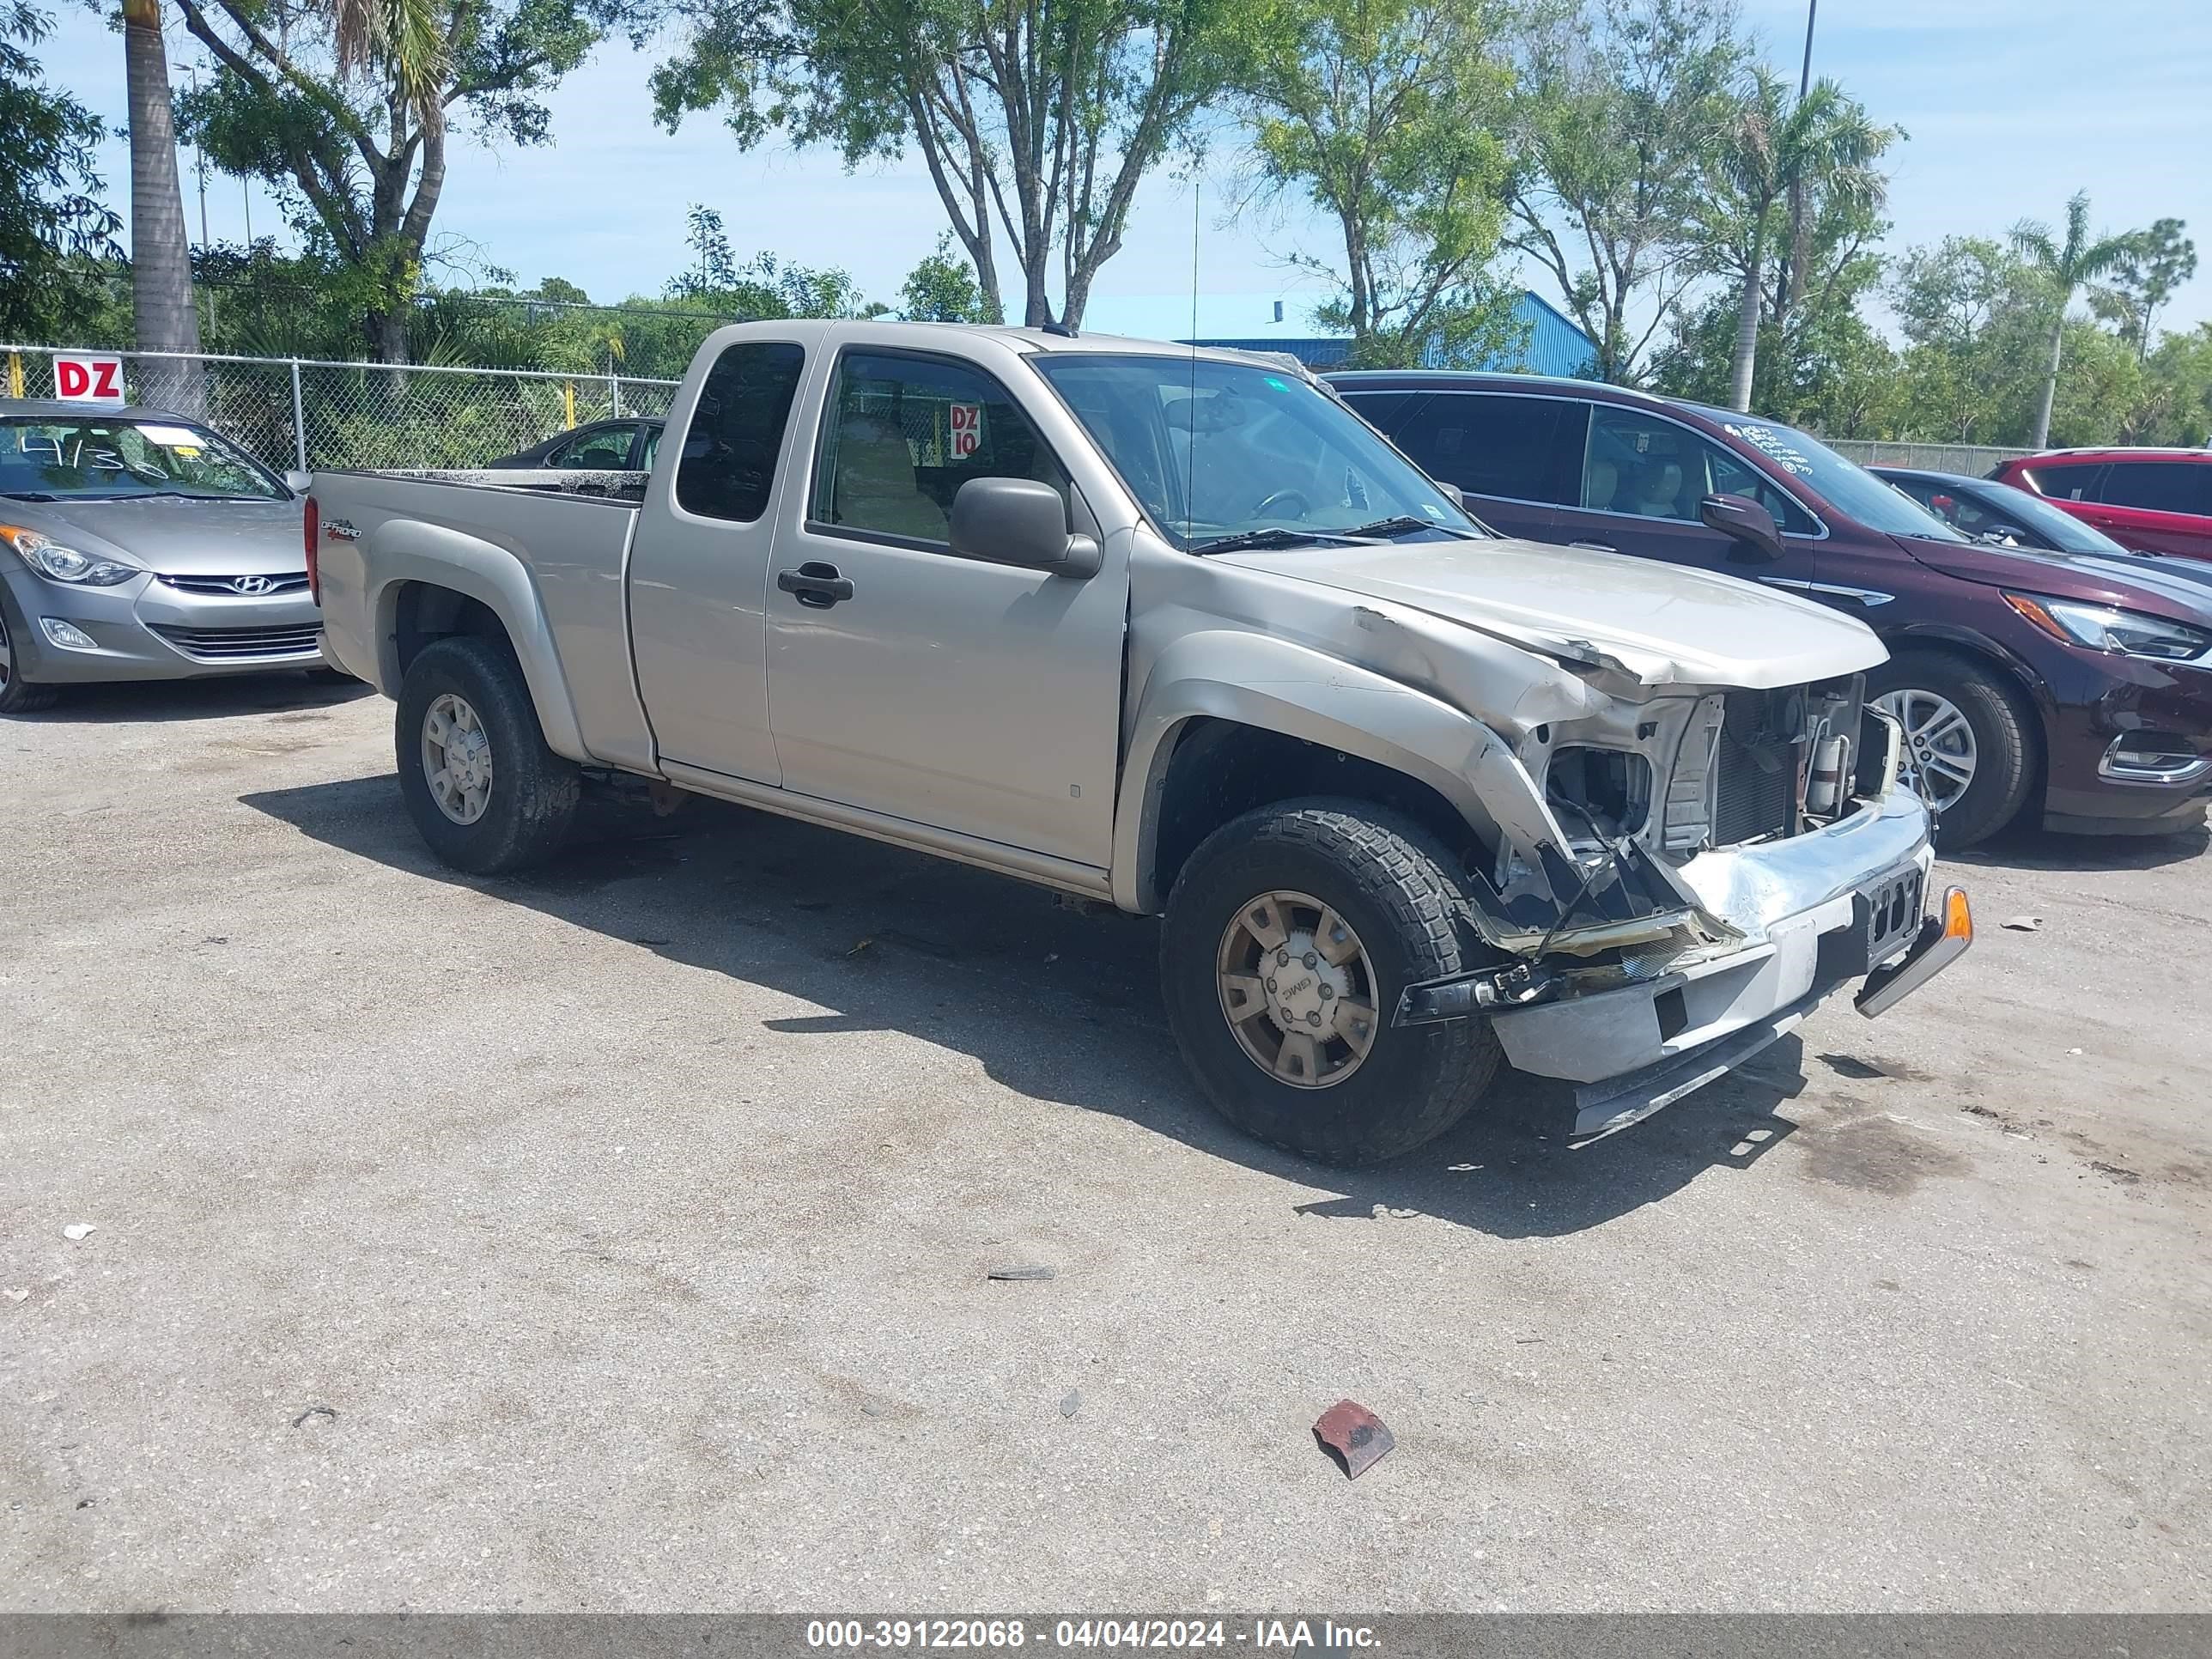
[1215,889,1382,1089]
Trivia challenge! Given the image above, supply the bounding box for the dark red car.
[1990,448,2212,561]
[1328,372,2212,848]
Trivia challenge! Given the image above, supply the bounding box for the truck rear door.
[627,336,813,785]
[760,341,1127,870]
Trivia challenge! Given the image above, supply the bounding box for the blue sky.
[36,0,2212,347]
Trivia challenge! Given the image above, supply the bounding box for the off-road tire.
[1161,799,1502,1167]
[1868,649,2037,849]
[0,590,60,715]
[395,635,579,874]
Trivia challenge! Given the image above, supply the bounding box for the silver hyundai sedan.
[0,400,328,714]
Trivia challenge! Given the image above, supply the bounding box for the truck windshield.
[1692,410,1968,544]
[1030,353,1479,550]
[0,416,286,501]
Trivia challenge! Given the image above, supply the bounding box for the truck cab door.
[760,344,1127,871]
[627,337,813,785]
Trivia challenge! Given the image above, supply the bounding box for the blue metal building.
[1183,289,1598,379]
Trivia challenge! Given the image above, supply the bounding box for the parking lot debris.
[1313,1399,1395,1479]
[291,1405,338,1429]
[3,1287,27,1303]
[987,1265,1056,1282]
[61,1223,94,1242]
[1060,1389,1081,1419]
[2002,915,2043,932]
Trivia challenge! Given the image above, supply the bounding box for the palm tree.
[2012,192,2136,447]
[1714,68,1891,412]
[122,0,201,405]
[330,0,447,130]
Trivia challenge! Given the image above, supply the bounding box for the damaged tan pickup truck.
[310,321,1971,1164]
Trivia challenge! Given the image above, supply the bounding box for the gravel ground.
[3,675,2208,1613]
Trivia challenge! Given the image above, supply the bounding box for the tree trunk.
[123,0,203,412]
[1727,237,1765,413]
[2030,305,2065,448]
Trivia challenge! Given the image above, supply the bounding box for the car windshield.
[1693,412,1969,543]
[1962,481,2131,554]
[1030,353,1479,550]
[0,416,286,501]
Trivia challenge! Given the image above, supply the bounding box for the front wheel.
[1868,650,2036,849]
[1161,799,1501,1167]
[395,636,580,874]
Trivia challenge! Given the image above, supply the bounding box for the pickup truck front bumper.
[1426,784,1970,1138]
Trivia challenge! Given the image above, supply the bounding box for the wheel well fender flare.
[366,520,589,763]
[1874,622,2054,735]
[1112,630,1566,914]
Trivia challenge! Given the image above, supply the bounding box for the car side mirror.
[1435,482,1465,509]
[1699,492,1784,562]
[283,470,313,494]
[950,477,1101,578]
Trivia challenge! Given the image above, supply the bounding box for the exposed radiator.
[1712,690,1802,845]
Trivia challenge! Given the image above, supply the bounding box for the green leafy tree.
[652,0,1255,328]
[1238,0,1527,368]
[176,0,649,362]
[672,203,739,297]
[1650,178,1893,434]
[1695,66,1895,410]
[2009,191,2136,448]
[1507,0,1743,383]
[897,231,995,322]
[0,1,123,340]
[1887,235,2050,442]
[2089,217,2196,365]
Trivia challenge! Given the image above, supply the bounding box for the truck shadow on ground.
[242,779,1817,1241]
[19,671,371,725]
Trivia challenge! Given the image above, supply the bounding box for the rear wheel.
[1162,799,1501,1167]
[0,595,61,715]
[395,636,579,873]
[1868,650,2036,849]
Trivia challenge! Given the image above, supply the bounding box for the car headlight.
[0,526,143,586]
[2004,592,2212,662]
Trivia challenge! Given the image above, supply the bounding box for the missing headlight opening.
[1547,746,1652,840]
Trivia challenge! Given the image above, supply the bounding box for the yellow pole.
[563,380,575,428]
[6,352,21,398]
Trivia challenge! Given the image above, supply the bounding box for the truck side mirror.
[950,477,1101,578]
[283,470,313,495]
[1698,492,1784,562]
[1436,482,1465,509]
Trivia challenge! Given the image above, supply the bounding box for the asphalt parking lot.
[3,675,2209,1613]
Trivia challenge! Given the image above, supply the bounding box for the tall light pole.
[1798,0,1818,98]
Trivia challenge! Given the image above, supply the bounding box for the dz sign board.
[948,401,983,458]
[54,352,127,405]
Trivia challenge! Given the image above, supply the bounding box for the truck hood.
[1215,536,1885,690]
[0,496,305,576]
[1894,534,2212,624]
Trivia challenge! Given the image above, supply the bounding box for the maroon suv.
[1328,372,2212,847]
[1990,448,2212,562]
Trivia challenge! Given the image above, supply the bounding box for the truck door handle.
[1569,540,1616,554]
[777,562,854,608]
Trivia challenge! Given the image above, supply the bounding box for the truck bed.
[310,466,655,770]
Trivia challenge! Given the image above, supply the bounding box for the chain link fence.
[1822,438,2034,477]
[6,343,2048,484]
[3,345,682,473]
